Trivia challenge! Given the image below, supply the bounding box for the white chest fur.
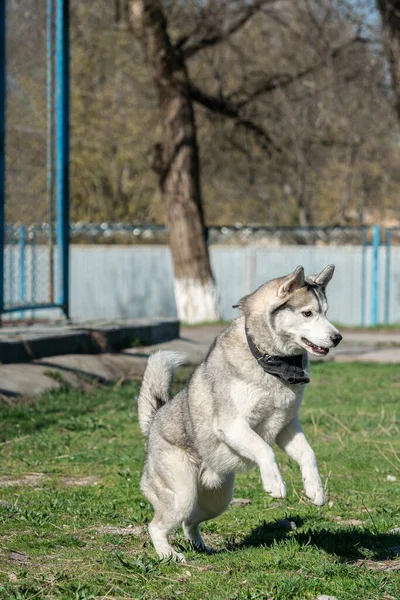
[229,378,303,435]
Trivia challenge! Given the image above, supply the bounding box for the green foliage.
[0,364,399,599]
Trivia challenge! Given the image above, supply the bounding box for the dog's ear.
[277,266,305,298]
[232,293,250,312]
[309,264,335,289]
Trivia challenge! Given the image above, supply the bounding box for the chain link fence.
[2,222,399,325]
[385,227,400,324]
[4,225,55,313]
[1,1,69,320]
[69,223,369,246]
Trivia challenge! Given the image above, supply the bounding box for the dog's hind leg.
[141,449,197,562]
[148,516,186,563]
[183,473,235,552]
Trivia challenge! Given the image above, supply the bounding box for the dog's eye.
[302,311,312,318]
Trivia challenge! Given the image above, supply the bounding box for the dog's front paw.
[269,480,287,499]
[173,551,187,563]
[303,473,325,506]
[263,467,287,499]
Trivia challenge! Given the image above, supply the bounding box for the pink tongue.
[313,344,325,352]
[304,339,326,353]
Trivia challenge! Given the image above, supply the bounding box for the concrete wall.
[71,245,177,321]
[69,245,400,325]
[5,244,400,325]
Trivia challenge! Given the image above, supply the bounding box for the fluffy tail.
[138,351,183,436]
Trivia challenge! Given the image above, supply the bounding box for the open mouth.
[301,337,329,356]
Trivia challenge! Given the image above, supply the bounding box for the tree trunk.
[130,0,220,323]
[296,170,313,226]
[377,0,400,119]
[341,143,358,224]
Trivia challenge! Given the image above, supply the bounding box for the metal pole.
[55,0,70,318]
[384,229,391,325]
[0,0,6,322]
[361,226,367,327]
[31,228,37,319]
[371,225,380,326]
[19,225,26,318]
[8,225,13,307]
[47,0,55,304]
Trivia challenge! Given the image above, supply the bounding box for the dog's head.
[237,265,342,357]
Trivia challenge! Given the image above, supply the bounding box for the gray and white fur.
[137,265,342,562]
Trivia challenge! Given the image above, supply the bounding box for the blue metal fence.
[371,225,380,326]
[1,222,398,325]
[384,227,400,326]
[0,0,70,321]
[0,1,397,326]
[55,0,70,316]
[0,0,6,323]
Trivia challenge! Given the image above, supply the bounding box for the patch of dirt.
[353,559,400,572]
[0,473,45,487]
[95,525,144,536]
[9,551,29,564]
[333,517,364,526]
[268,501,285,509]
[60,475,101,487]
[184,563,215,572]
[230,498,251,507]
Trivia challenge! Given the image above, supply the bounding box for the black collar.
[245,328,310,385]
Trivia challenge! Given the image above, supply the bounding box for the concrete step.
[0,318,179,364]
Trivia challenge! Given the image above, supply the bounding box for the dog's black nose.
[330,332,342,347]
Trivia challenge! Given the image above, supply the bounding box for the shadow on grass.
[229,519,400,563]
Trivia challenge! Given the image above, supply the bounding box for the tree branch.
[234,36,365,108]
[187,36,363,154]
[188,82,281,154]
[175,0,276,60]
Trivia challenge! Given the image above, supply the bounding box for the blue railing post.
[384,229,391,325]
[18,226,26,317]
[0,0,6,321]
[31,228,37,317]
[8,225,13,306]
[55,0,70,318]
[361,226,367,327]
[47,0,55,304]
[371,225,380,326]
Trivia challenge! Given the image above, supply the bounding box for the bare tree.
[376,0,400,118]
[8,0,400,254]
[130,0,221,323]
[129,0,282,321]
[192,0,396,226]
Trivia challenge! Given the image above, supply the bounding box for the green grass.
[0,363,399,599]
[332,323,400,332]
[181,321,400,332]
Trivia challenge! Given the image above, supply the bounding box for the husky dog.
[138,265,342,561]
